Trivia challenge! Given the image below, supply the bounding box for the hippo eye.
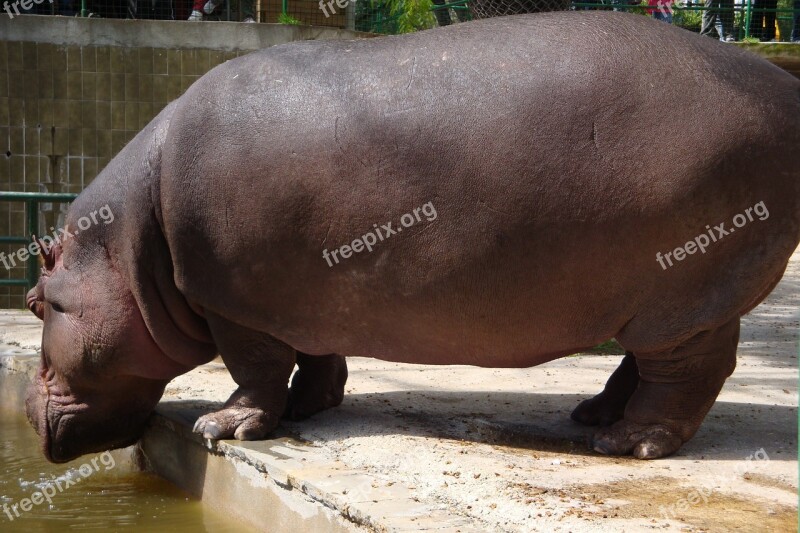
[50,302,65,313]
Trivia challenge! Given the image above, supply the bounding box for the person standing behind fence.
[700,0,735,41]
[188,0,255,21]
[431,0,469,26]
[794,0,800,41]
[648,0,673,22]
[749,0,778,41]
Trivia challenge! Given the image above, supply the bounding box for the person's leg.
[719,0,735,39]
[749,0,763,40]
[794,0,800,41]
[700,0,719,36]
[188,0,204,19]
[431,0,453,26]
[653,10,670,21]
[715,0,727,38]
[762,0,777,40]
[239,0,254,20]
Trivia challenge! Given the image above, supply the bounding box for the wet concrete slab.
[1,247,797,532]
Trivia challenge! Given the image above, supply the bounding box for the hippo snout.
[24,377,57,462]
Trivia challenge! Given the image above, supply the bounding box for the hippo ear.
[33,235,61,273]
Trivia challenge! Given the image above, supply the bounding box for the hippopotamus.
[24,11,799,463]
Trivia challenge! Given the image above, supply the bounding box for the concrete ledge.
[0,352,473,532]
[0,15,374,51]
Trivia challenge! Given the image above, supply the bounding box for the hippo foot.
[193,405,281,440]
[571,352,639,427]
[284,353,348,421]
[590,421,683,459]
[193,386,286,441]
[589,317,739,459]
[571,393,628,427]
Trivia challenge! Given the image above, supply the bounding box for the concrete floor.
[1,247,797,532]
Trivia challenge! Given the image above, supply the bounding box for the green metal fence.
[0,192,78,292]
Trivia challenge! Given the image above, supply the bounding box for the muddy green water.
[0,410,250,532]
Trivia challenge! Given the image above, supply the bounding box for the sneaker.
[188,9,203,20]
[203,0,223,14]
[243,16,256,22]
[724,36,735,42]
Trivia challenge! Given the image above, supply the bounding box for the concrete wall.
[0,15,368,309]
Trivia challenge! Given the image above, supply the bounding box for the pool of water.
[0,392,251,532]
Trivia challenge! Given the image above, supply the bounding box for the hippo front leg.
[193,313,296,441]
[591,317,739,459]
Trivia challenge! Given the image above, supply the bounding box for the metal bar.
[0,237,29,245]
[0,279,31,287]
[25,200,39,291]
[745,0,752,38]
[0,192,78,202]
[0,192,77,293]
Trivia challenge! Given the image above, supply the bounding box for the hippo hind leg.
[591,317,739,459]
[571,352,639,427]
[284,353,348,421]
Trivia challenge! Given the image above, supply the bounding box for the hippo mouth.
[25,351,54,461]
[26,350,85,463]
[27,350,151,463]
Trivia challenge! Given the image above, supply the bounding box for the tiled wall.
[0,41,245,308]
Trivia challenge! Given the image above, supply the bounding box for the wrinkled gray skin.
[26,12,800,463]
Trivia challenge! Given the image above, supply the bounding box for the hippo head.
[24,232,185,463]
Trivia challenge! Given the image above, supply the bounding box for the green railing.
[0,192,79,291]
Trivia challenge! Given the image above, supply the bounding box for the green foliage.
[355,0,398,33]
[741,35,761,42]
[278,13,303,24]
[389,0,437,33]
[354,0,436,33]
[625,0,650,17]
[585,339,625,355]
[673,5,703,32]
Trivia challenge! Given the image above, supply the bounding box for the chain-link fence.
[469,0,569,19]
[8,0,798,41]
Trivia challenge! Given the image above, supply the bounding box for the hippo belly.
[162,13,800,368]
